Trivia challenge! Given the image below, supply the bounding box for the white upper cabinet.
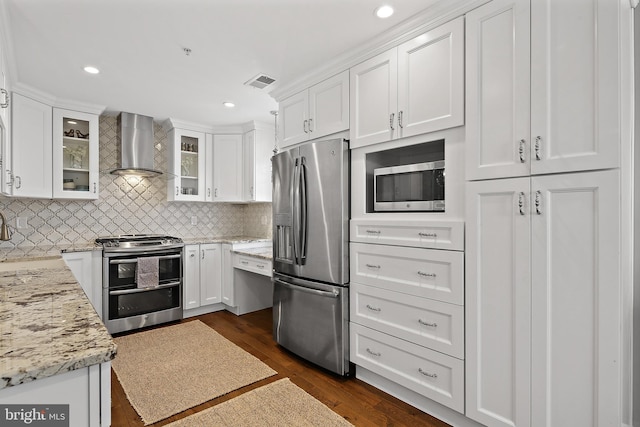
[0,42,8,129]
[243,127,272,202]
[11,93,52,198]
[466,0,620,180]
[529,0,619,175]
[465,0,531,181]
[53,108,99,199]
[397,17,464,139]
[279,70,349,148]
[167,128,207,202]
[350,17,464,149]
[212,134,243,202]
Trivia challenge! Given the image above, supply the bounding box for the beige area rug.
[111,320,277,425]
[165,378,353,426]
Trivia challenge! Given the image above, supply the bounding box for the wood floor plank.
[111,308,452,427]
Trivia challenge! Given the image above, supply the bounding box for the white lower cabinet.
[183,243,222,310]
[465,169,621,427]
[62,250,102,318]
[349,224,465,414]
[350,323,464,412]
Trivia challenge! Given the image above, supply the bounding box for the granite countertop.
[182,236,272,245]
[233,247,273,261]
[0,257,117,389]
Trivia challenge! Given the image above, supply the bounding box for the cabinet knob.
[518,139,526,163]
[534,136,542,160]
[0,89,9,109]
[190,253,195,258]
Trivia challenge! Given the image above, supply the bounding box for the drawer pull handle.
[417,271,436,278]
[366,229,381,234]
[366,348,381,357]
[418,232,437,238]
[366,264,381,269]
[241,261,249,265]
[418,368,437,379]
[418,319,438,328]
[257,264,265,268]
[366,304,381,312]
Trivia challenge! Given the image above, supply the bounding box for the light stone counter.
[182,235,271,246]
[233,247,273,261]
[0,257,116,389]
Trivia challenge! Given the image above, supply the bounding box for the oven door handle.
[109,281,181,295]
[109,254,181,265]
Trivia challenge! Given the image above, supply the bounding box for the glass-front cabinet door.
[52,108,99,199]
[167,128,206,201]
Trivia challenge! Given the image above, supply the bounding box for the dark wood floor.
[111,308,452,427]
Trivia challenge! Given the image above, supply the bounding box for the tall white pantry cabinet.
[464,1,629,427]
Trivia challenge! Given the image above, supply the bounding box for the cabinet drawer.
[351,283,463,359]
[233,255,272,277]
[350,242,463,305]
[350,323,464,413]
[351,219,464,251]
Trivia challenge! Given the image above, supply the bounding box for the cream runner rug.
[165,378,353,426]
[111,320,277,425]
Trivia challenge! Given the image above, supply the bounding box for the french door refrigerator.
[272,138,350,376]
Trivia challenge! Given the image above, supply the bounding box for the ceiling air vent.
[244,73,276,89]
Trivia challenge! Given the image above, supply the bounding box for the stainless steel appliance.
[272,138,350,376]
[96,234,184,334]
[373,160,445,212]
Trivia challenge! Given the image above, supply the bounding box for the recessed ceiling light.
[83,66,100,74]
[223,102,235,108]
[375,5,394,18]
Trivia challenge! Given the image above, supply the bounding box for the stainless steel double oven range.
[96,234,184,334]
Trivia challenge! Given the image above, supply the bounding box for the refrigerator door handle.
[299,157,308,264]
[273,278,339,298]
[292,157,301,265]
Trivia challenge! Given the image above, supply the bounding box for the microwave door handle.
[291,158,300,265]
[299,157,308,264]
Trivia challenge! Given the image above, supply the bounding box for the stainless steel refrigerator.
[272,138,350,376]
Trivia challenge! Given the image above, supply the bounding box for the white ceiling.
[3,0,442,127]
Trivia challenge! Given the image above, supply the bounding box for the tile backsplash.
[0,115,272,251]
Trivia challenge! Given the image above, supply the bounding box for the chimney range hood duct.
[111,112,163,178]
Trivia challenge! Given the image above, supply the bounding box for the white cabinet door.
[11,93,52,198]
[167,128,206,201]
[243,130,256,201]
[204,133,214,201]
[213,134,243,201]
[465,0,531,181]
[200,243,222,306]
[53,109,99,199]
[465,177,531,427]
[531,170,621,427]
[63,251,97,311]
[308,70,349,138]
[279,90,308,148]
[530,0,619,175]
[221,244,235,306]
[350,49,398,148]
[183,244,200,310]
[397,16,464,139]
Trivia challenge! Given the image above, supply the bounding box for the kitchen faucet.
[0,211,11,241]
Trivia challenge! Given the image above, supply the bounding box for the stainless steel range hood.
[110,112,163,177]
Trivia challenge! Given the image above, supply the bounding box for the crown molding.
[12,83,105,114]
[270,0,490,101]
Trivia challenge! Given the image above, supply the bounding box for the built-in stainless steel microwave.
[373,161,445,212]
